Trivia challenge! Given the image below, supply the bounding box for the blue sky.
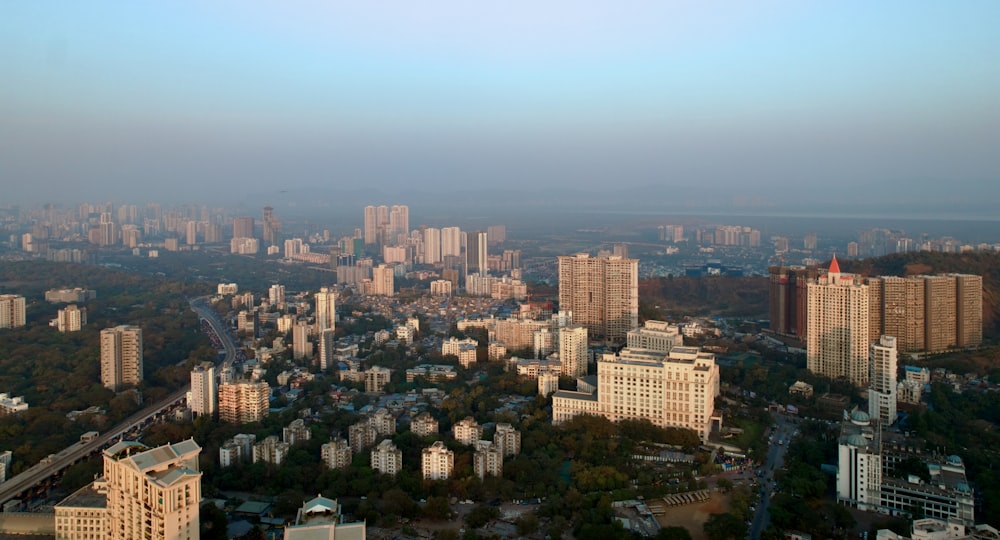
[2,1,999,213]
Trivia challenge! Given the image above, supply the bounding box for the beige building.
[410,412,439,437]
[283,495,365,540]
[421,441,454,480]
[553,344,721,442]
[807,258,870,386]
[557,253,638,344]
[453,416,483,446]
[364,366,393,393]
[100,325,143,392]
[314,287,336,333]
[627,320,683,353]
[55,481,108,540]
[371,439,403,476]
[189,362,217,417]
[923,275,957,353]
[559,325,589,378]
[473,440,504,479]
[868,336,898,426]
[103,440,201,540]
[57,304,87,333]
[494,423,521,457]
[320,438,352,470]
[218,381,270,424]
[253,436,290,465]
[0,294,26,329]
[371,264,394,296]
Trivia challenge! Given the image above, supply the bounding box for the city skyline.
[2,2,999,216]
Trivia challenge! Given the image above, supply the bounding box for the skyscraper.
[557,253,639,344]
[232,216,255,239]
[441,227,462,258]
[923,275,956,353]
[372,264,394,296]
[314,287,336,333]
[868,335,897,425]
[953,274,983,348]
[218,381,270,424]
[190,362,217,417]
[423,227,441,264]
[363,206,377,245]
[466,231,488,276]
[100,325,143,392]
[262,205,281,247]
[806,257,870,386]
[389,205,409,245]
[559,325,589,378]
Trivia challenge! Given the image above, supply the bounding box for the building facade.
[189,362,217,417]
[218,381,270,424]
[807,257,871,386]
[557,253,638,344]
[421,441,454,480]
[100,325,143,392]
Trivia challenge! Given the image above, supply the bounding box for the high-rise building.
[473,441,503,480]
[188,362,219,416]
[363,206,378,245]
[872,277,925,353]
[806,257,870,386]
[953,274,983,348]
[314,287,336,333]
[262,206,281,247]
[371,264,394,296]
[218,381,270,424]
[923,275,956,353]
[868,336,897,425]
[493,423,521,457]
[552,344,721,442]
[559,325,589,378]
[441,227,462,258]
[410,412,439,437]
[318,329,336,371]
[57,304,87,333]
[292,322,313,360]
[0,294,26,329]
[389,205,409,245]
[487,225,506,244]
[557,253,639,344]
[453,417,483,446]
[269,284,286,306]
[232,216,255,239]
[423,227,441,264]
[98,439,201,540]
[467,231,488,276]
[100,325,143,392]
[190,362,217,417]
[421,441,454,480]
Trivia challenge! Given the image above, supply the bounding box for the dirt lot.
[654,492,732,540]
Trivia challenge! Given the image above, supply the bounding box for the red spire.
[829,254,841,274]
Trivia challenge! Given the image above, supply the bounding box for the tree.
[200,503,229,540]
[657,526,694,540]
[703,513,746,540]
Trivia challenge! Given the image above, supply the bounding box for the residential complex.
[0,295,26,329]
[56,304,87,333]
[218,381,270,424]
[421,441,454,480]
[806,257,871,386]
[557,253,638,344]
[189,362,217,417]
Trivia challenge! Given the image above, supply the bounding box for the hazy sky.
[3,2,999,214]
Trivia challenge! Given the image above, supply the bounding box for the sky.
[2,2,999,216]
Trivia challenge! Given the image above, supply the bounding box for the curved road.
[0,298,237,506]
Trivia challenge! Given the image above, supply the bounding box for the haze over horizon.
[3,2,999,215]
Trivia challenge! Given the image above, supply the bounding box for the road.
[748,413,795,540]
[0,298,237,506]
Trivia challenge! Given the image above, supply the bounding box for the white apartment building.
[189,362,217,417]
[494,423,521,457]
[100,325,143,392]
[430,279,452,296]
[371,439,403,476]
[538,372,560,397]
[421,441,454,480]
[869,335,898,425]
[807,257,871,386]
[559,325,589,378]
[57,304,87,333]
[253,435,291,465]
[0,295,26,329]
[321,439,352,470]
[553,343,721,442]
[627,320,683,353]
[453,417,483,446]
[473,440,503,479]
[410,412,439,437]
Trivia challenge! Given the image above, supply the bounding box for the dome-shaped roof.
[850,410,870,425]
[947,455,963,465]
[847,434,868,447]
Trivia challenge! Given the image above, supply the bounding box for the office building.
[100,325,143,392]
[868,336,898,426]
[558,253,639,344]
[552,344,721,442]
[807,257,870,386]
[0,295,26,329]
[189,362,217,417]
[371,439,403,476]
[421,441,454,480]
[314,287,336,333]
[218,381,270,424]
[320,438,352,470]
[57,304,87,333]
